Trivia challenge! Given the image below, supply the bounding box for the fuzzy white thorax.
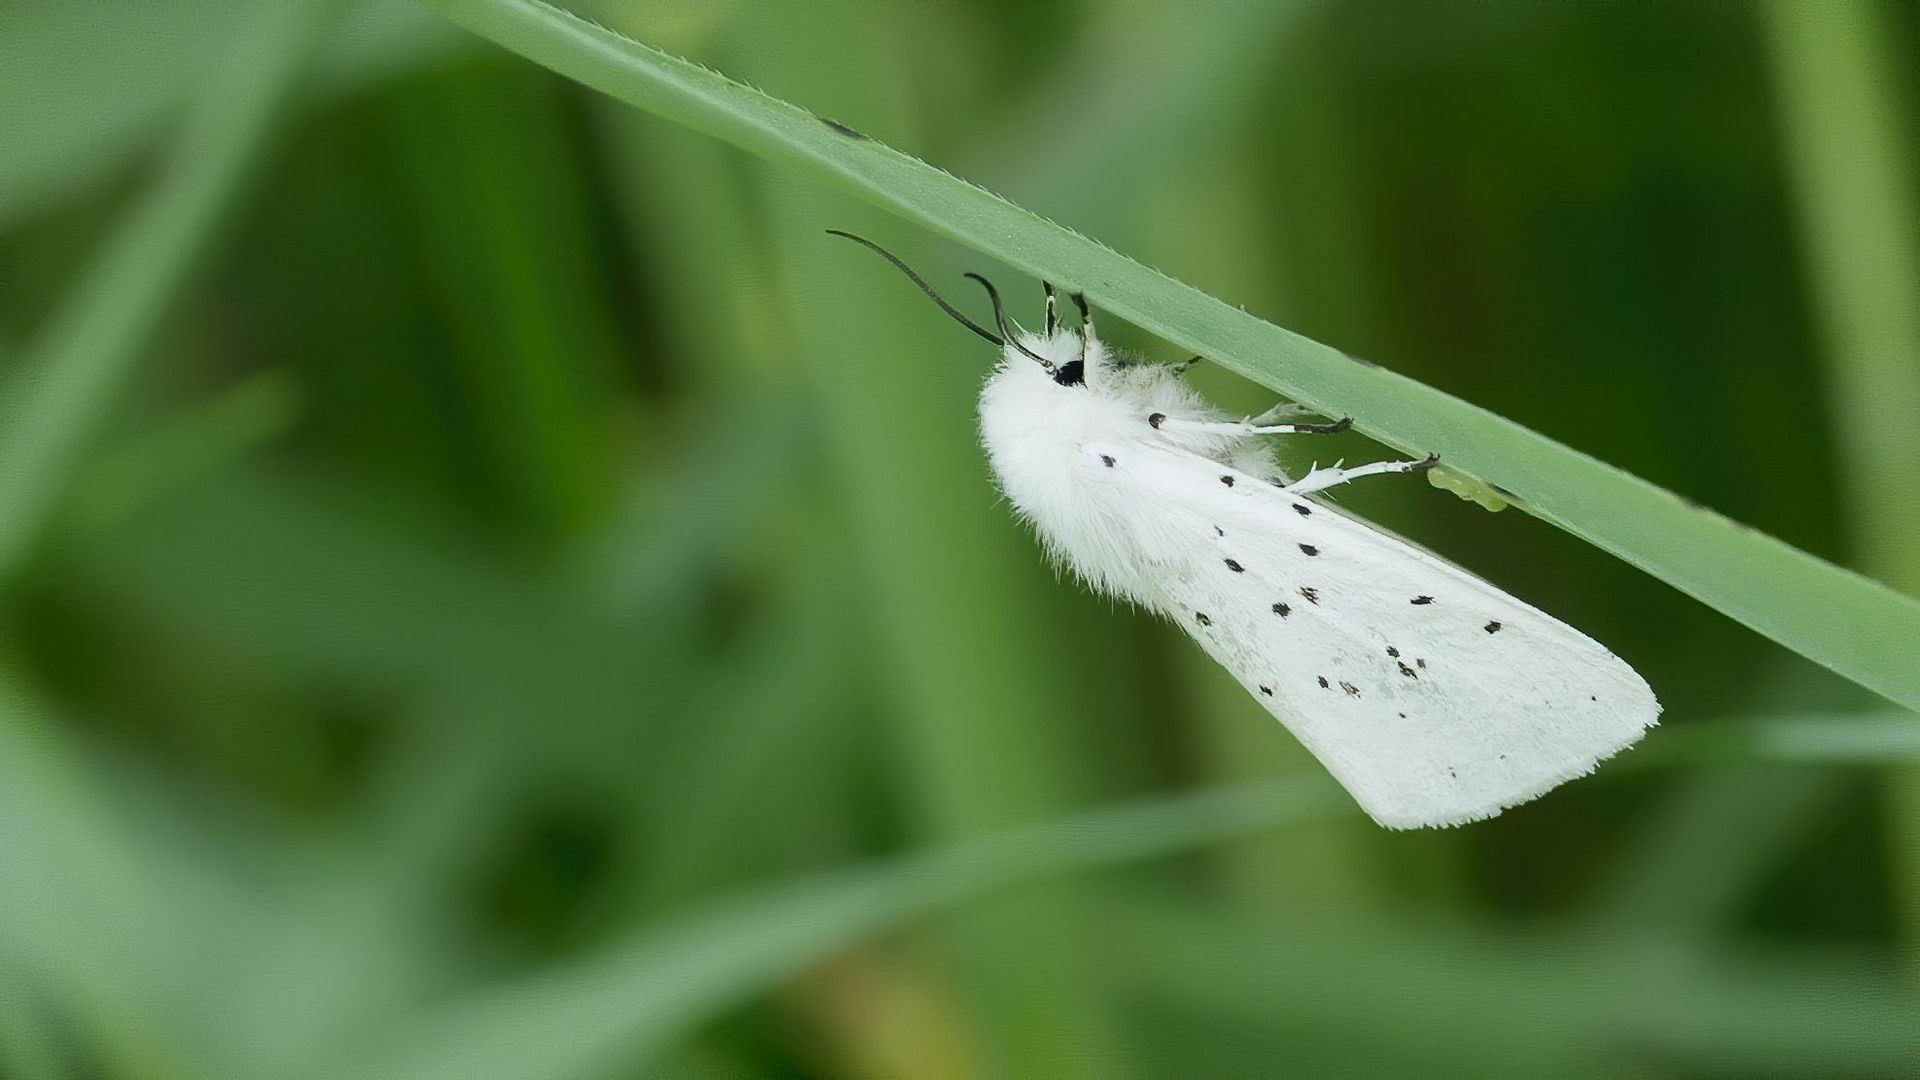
[978,329,1283,600]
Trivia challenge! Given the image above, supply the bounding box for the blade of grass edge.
[412,0,1920,710]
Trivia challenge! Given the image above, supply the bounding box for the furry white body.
[979,328,1659,828]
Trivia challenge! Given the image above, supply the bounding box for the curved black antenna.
[963,272,1054,369]
[825,230,1001,347]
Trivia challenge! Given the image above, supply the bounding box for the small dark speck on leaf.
[817,115,867,139]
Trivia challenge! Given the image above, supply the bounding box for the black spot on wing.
[1485,620,1503,634]
[1298,544,1319,556]
[1148,412,1166,428]
[1195,612,1212,626]
[1224,559,1244,573]
[1298,587,1319,604]
[1271,602,1290,617]
[1397,662,1418,679]
[1340,681,1360,697]
[1292,503,1312,516]
[1220,475,1235,487]
[1411,595,1434,605]
[1317,676,1330,689]
[1100,454,1115,467]
[1214,525,1224,537]
[1259,685,1273,696]
[1385,646,1399,658]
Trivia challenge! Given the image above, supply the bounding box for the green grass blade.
[1762,0,1920,948]
[311,702,1920,1079]
[0,676,201,1078]
[0,1,460,226]
[1634,710,1920,766]
[0,0,335,582]
[316,777,1350,1080]
[1113,897,1920,1076]
[414,0,1920,709]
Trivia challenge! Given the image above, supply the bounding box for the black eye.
[1052,359,1086,386]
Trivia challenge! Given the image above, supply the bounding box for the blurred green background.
[3,1,1920,1076]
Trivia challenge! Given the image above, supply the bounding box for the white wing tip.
[1364,706,1662,831]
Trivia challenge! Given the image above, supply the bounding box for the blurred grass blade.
[318,700,1920,1079]
[322,778,1349,1080]
[0,0,335,582]
[962,2,1306,220]
[1113,898,1920,1076]
[1635,710,1920,766]
[1762,0,1920,944]
[61,371,299,536]
[0,676,195,1077]
[1764,2,1920,581]
[0,0,461,226]
[415,0,1920,710]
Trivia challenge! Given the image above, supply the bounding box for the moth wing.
[1098,442,1659,828]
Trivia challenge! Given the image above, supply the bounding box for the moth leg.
[1286,454,1439,495]
[1149,414,1353,437]
[1043,282,1060,335]
[1171,355,1203,375]
[1071,291,1093,338]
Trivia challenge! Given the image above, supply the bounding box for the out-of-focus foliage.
[1,2,1917,1077]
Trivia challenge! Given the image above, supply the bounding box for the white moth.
[831,231,1660,828]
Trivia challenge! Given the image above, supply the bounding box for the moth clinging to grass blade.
[828,230,1659,828]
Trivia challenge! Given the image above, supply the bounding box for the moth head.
[1009,330,1090,388]
[827,229,1094,388]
